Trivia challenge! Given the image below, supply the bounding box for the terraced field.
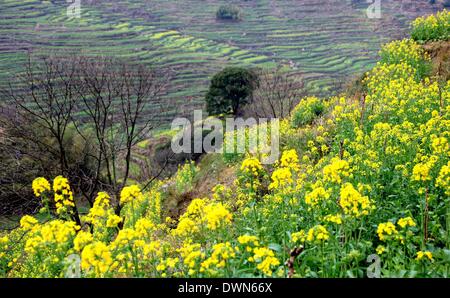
[0,0,441,121]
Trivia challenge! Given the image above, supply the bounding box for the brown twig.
[285,246,304,278]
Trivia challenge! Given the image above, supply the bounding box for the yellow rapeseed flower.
[32,177,51,197]
[53,176,75,214]
[377,222,398,241]
[306,225,329,243]
[416,251,433,261]
[339,183,373,218]
[397,217,416,229]
[81,242,113,275]
[253,247,280,276]
[74,230,94,252]
[269,167,293,190]
[323,157,350,184]
[240,157,263,176]
[20,215,38,231]
[120,185,142,205]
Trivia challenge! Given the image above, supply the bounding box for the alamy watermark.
[65,254,81,278]
[171,110,280,165]
[366,254,381,278]
[367,0,382,19]
[67,0,81,19]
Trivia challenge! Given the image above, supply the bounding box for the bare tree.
[0,107,44,215]
[1,54,171,220]
[244,68,305,119]
[72,57,170,212]
[2,55,79,175]
[1,55,82,224]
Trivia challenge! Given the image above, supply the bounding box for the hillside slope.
[0,0,443,122]
[1,9,450,278]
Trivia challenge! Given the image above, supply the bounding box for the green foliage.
[205,67,257,116]
[411,9,450,42]
[379,39,432,80]
[290,96,325,128]
[216,5,242,21]
[174,160,198,194]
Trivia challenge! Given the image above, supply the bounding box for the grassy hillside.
[0,0,442,121]
[1,10,449,278]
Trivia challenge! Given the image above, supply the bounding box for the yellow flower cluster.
[416,251,433,261]
[175,161,197,193]
[431,136,449,154]
[306,225,329,243]
[120,185,142,205]
[280,149,300,172]
[81,241,113,275]
[376,245,386,255]
[339,183,373,218]
[20,215,39,231]
[73,230,94,252]
[53,176,75,215]
[200,242,235,275]
[269,167,293,190]
[173,199,233,237]
[252,247,280,276]
[397,217,416,229]
[32,177,51,197]
[412,9,449,42]
[0,235,8,249]
[323,157,350,184]
[240,157,263,176]
[156,257,179,277]
[204,203,233,230]
[177,242,205,275]
[323,214,343,225]
[291,96,324,128]
[291,230,306,243]
[377,216,417,244]
[237,157,267,195]
[85,192,122,230]
[110,228,138,250]
[134,218,156,238]
[24,220,79,254]
[143,241,163,261]
[436,161,450,195]
[377,222,398,241]
[412,162,432,182]
[305,185,330,207]
[237,235,259,249]
[106,214,122,228]
[379,38,429,67]
[212,184,232,202]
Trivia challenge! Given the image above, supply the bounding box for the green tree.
[216,5,242,21]
[205,67,256,116]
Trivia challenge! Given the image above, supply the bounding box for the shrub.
[411,9,450,42]
[290,96,324,128]
[216,5,242,21]
[174,160,197,194]
[379,38,431,80]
